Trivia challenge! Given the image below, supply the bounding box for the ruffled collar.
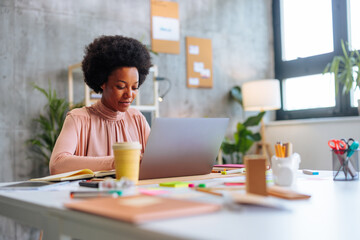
[90,100,125,121]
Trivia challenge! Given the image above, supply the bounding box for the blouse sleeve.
[137,113,151,159]
[49,114,114,175]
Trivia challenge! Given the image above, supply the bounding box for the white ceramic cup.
[271,153,301,187]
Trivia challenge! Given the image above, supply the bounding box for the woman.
[49,35,152,175]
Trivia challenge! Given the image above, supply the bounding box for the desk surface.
[0,171,359,240]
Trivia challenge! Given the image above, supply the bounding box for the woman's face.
[101,67,139,112]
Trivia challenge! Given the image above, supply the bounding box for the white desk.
[0,171,359,240]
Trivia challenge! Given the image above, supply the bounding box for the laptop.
[139,118,229,180]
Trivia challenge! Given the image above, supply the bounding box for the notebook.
[29,169,116,182]
[65,195,221,224]
[139,118,229,180]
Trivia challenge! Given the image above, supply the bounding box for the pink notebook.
[213,164,245,168]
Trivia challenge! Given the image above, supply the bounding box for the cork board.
[151,0,180,54]
[186,37,213,88]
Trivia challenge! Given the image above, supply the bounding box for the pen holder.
[271,153,301,187]
[332,150,359,181]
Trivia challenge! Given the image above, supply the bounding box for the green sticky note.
[159,181,189,188]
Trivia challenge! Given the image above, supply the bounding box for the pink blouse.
[49,100,150,175]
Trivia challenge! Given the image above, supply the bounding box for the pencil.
[195,188,223,196]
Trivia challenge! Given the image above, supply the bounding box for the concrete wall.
[0,0,274,181]
[0,0,273,239]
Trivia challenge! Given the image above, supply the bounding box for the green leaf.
[221,141,237,155]
[236,122,245,133]
[31,83,49,99]
[237,138,253,155]
[324,39,360,95]
[230,86,243,107]
[323,62,331,74]
[243,111,265,127]
[249,132,261,141]
[341,39,348,59]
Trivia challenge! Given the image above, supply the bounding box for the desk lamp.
[242,79,281,164]
[156,77,172,102]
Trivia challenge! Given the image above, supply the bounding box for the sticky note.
[159,181,189,188]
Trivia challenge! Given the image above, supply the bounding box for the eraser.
[302,169,319,175]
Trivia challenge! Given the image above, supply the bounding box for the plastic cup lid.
[112,142,142,150]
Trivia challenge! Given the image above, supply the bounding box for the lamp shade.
[242,79,281,111]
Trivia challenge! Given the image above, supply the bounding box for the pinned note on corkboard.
[151,0,180,54]
[186,37,213,88]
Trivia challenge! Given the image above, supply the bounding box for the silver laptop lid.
[139,118,229,180]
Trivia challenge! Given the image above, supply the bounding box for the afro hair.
[82,35,152,93]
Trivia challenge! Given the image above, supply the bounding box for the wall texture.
[0,0,274,239]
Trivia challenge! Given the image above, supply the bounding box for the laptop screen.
[139,118,229,180]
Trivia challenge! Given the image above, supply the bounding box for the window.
[349,0,360,50]
[349,0,360,108]
[283,74,335,111]
[273,0,359,120]
[281,0,333,61]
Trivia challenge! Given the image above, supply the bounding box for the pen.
[197,181,223,188]
[212,169,227,173]
[70,190,122,199]
[221,168,245,175]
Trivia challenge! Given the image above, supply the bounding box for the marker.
[70,190,122,199]
[221,168,245,175]
[159,181,189,188]
[197,181,223,188]
[302,169,319,175]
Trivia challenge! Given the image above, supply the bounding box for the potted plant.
[323,40,360,97]
[220,86,265,164]
[26,83,69,176]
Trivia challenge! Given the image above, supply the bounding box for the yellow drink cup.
[112,142,142,184]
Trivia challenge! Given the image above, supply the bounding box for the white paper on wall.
[193,62,204,73]
[152,16,180,41]
[200,69,211,78]
[189,78,200,85]
[189,45,199,55]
